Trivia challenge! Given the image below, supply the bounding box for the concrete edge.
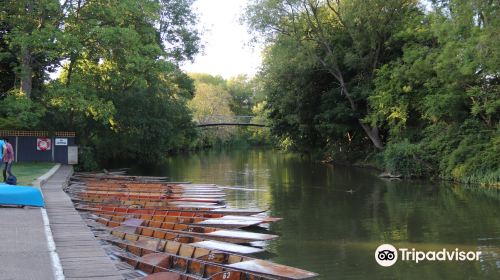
[32,163,67,280]
[32,163,62,188]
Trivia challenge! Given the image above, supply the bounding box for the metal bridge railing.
[195,115,266,127]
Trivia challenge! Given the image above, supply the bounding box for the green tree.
[1,0,63,97]
[189,74,236,143]
[245,0,421,149]
[227,75,257,115]
[368,0,499,183]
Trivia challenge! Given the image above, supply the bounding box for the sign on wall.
[55,138,68,146]
[36,138,51,151]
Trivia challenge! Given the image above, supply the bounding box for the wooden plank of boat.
[96,214,205,226]
[195,218,262,229]
[211,208,267,216]
[87,210,281,224]
[205,230,278,242]
[77,206,228,216]
[177,187,222,191]
[227,259,318,280]
[75,197,223,208]
[104,236,318,279]
[72,184,225,196]
[79,191,226,199]
[218,215,282,223]
[142,226,278,244]
[108,228,265,255]
[73,173,170,181]
[76,204,264,215]
[98,216,279,243]
[95,217,278,243]
[76,189,226,197]
[107,213,255,229]
[110,246,276,280]
[77,193,225,203]
[190,240,265,255]
[166,202,225,208]
[141,272,183,280]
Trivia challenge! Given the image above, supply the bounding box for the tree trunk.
[20,48,33,98]
[66,54,76,86]
[338,77,384,149]
[359,122,384,149]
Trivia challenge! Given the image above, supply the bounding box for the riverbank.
[322,148,500,187]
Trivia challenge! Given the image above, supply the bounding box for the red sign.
[37,138,51,151]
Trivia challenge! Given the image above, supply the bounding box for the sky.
[180,0,263,79]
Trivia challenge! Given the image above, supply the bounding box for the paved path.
[0,165,124,280]
[0,208,54,280]
[41,165,124,280]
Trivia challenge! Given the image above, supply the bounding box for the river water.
[128,148,500,279]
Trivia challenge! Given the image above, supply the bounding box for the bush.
[383,140,429,177]
[76,146,99,171]
[447,134,500,185]
[417,121,499,185]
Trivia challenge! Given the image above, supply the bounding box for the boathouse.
[0,130,78,164]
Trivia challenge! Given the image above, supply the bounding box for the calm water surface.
[128,148,500,280]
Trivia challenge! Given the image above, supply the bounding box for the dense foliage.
[188,73,270,147]
[0,0,201,168]
[0,0,497,185]
[245,0,499,185]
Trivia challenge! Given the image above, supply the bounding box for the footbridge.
[195,115,267,127]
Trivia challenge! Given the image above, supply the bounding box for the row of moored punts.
[68,171,319,280]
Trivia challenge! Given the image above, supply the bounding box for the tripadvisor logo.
[375,244,398,267]
[375,244,481,267]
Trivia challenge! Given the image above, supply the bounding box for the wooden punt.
[77,204,266,218]
[88,210,277,229]
[73,173,170,181]
[108,226,265,255]
[78,190,226,199]
[83,207,280,226]
[76,203,267,216]
[95,215,278,243]
[73,196,222,208]
[77,192,225,204]
[81,182,222,191]
[76,202,226,211]
[193,216,279,229]
[111,249,276,280]
[97,214,205,226]
[103,234,318,279]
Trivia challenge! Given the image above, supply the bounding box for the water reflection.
[128,148,500,279]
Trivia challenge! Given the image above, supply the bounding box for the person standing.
[3,138,14,182]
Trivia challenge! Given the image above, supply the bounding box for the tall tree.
[42,0,201,166]
[1,0,62,97]
[245,0,421,149]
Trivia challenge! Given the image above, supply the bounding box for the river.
[127,148,500,279]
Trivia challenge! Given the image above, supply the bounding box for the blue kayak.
[0,183,45,207]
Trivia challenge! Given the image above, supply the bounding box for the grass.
[10,162,56,185]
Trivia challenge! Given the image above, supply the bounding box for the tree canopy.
[0,0,201,168]
[245,0,499,184]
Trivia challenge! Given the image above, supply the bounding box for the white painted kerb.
[33,164,65,280]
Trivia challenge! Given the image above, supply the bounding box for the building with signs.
[0,131,78,165]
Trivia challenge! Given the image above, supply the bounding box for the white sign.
[55,138,68,146]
